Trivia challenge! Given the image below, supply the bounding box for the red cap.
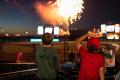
[87,37,100,49]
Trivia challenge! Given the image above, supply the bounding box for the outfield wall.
[0,41,120,63]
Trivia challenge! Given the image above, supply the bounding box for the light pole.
[63,33,69,62]
[59,18,70,62]
[62,27,70,62]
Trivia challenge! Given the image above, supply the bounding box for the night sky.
[0,0,120,35]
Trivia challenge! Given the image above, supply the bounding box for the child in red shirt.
[76,32,105,80]
[16,49,24,63]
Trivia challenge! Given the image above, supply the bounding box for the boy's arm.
[99,55,105,80]
[75,32,95,49]
[75,33,89,42]
[99,67,105,80]
[75,33,89,49]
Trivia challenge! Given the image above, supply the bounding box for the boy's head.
[42,33,53,45]
[87,37,100,53]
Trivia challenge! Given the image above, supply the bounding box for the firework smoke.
[34,0,84,30]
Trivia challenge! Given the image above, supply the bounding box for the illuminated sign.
[105,25,115,32]
[100,24,120,40]
[101,24,120,33]
[38,26,44,35]
[30,38,59,42]
[30,39,42,42]
[107,34,114,39]
[52,38,59,42]
[115,24,120,33]
[114,34,119,39]
[107,34,119,39]
[54,27,59,35]
[45,27,53,34]
[37,25,61,35]
[101,24,106,33]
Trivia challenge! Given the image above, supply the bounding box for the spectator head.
[87,37,100,53]
[42,33,53,45]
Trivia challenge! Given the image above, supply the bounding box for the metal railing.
[0,68,37,80]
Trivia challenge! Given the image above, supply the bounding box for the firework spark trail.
[34,0,84,30]
[56,0,84,25]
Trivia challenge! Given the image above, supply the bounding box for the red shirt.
[78,46,104,80]
[16,52,23,61]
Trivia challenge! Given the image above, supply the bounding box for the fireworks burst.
[34,0,84,30]
[56,0,84,25]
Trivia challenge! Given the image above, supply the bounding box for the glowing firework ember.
[56,0,84,25]
[34,0,84,30]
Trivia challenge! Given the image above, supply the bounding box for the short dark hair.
[42,33,53,45]
[87,44,99,53]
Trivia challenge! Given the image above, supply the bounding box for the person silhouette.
[35,33,60,80]
[16,49,24,63]
[76,32,105,80]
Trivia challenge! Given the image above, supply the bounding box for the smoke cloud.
[34,1,59,26]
